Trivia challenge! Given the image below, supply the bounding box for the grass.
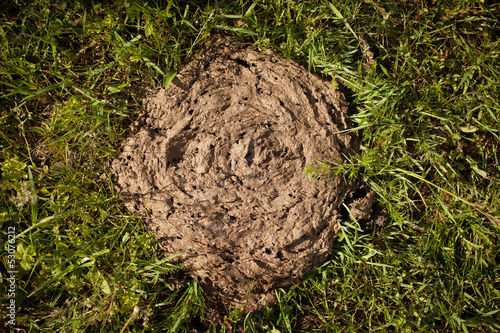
[1,0,499,331]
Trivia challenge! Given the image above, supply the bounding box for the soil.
[112,40,378,310]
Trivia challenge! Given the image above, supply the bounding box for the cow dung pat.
[112,42,370,310]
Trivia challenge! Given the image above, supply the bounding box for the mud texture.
[112,42,374,310]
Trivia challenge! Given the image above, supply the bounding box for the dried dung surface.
[112,42,376,310]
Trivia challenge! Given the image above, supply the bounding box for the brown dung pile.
[112,41,376,310]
